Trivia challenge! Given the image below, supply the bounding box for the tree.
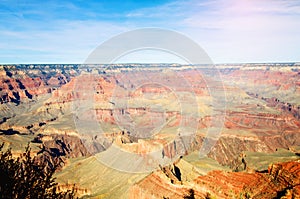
[0,143,76,199]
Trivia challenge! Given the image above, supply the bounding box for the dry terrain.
[0,63,300,198]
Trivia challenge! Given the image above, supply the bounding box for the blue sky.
[0,0,300,64]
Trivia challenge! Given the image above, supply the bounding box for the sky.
[0,0,300,64]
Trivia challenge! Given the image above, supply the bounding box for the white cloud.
[0,20,131,63]
[1,0,299,63]
[177,0,300,63]
[120,0,300,63]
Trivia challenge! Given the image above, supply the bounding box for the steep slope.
[130,159,300,199]
[55,155,148,199]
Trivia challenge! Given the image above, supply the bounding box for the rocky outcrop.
[0,76,49,104]
[130,160,300,199]
[129,160,197,199]
[33,134,90,169]
[223,69,300,92]
[224,111,300,130]
[245,160,300,198]
[195,160,300,198]
[0,64,80,104]
[162,135,203,159]
[208,130,300,167]
[47,73,68,87]
[208,135,270,166]
[159,161,182,185]
[0,66,71,104]
[248,92,300,120]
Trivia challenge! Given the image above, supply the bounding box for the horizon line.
[0,62,300,65]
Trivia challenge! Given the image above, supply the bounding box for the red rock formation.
[47,73,68,87]
[0,67,54,103]
[130,160,300,199]
[224,70,300,93]
[129,171,194,199]
[34,134,90,170]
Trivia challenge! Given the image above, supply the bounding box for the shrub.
[184,189,195,199]
[0,143,76,199]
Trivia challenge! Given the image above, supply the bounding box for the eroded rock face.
[33,134,90,169]
[129,173,191,199]
[47,73,68,87]
[0,75,49,104]
[207,130,300,167]
[162,135,203,159]
[130,160,300,199]
[0,65,72,104]
[248,92,300,120]
[223,69,300,91]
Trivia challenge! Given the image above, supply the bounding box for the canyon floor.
[0,63,300,198]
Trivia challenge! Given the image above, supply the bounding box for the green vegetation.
[245,148,300,171]
[239,191,251,199]
[183,151,229,174]
[0,143,76,199]
[54,155,148,198]
[205,192,217,199]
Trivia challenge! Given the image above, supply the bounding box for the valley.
[0,63,299,198]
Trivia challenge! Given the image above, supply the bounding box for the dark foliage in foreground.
[0,143,76,199]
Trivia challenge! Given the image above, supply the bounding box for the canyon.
[0,63,299,198]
